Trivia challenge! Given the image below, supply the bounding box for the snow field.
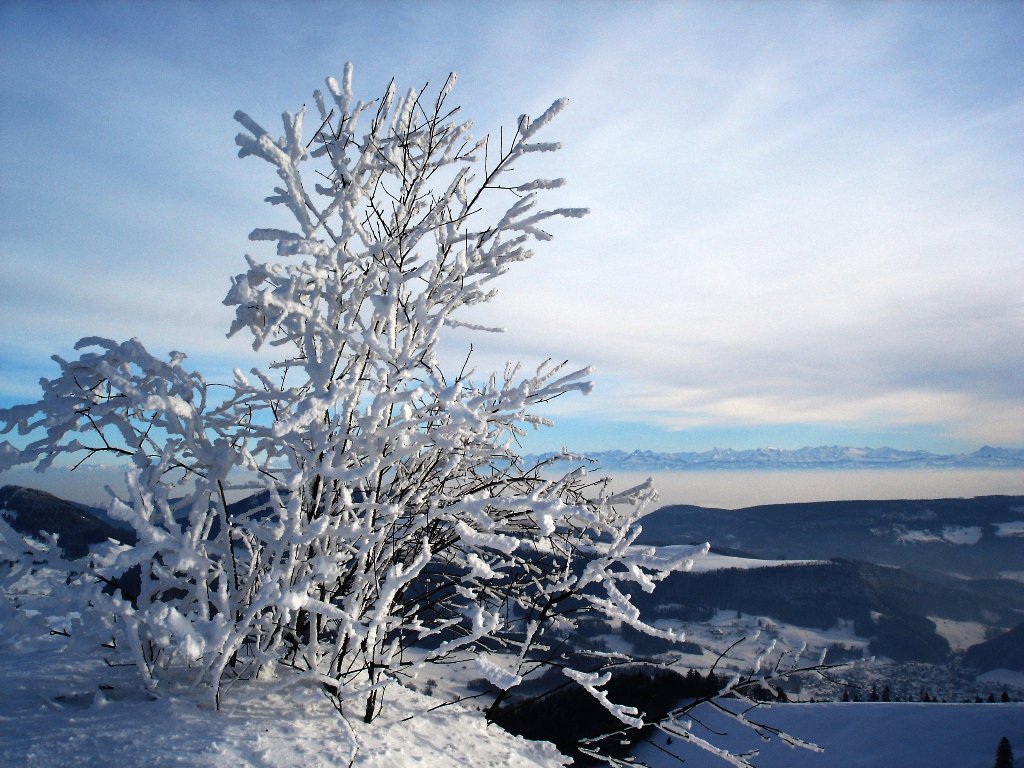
[630,700,1024,768]
[655,545,824,573]
[995,521,1024,537]
[0,629,568,768]
[929,617,990,653]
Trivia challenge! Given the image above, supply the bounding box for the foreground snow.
[1,564,1020,768]
[0,624,566,768]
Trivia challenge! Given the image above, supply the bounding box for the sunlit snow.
[994,521,1024,538]
[0,620,567,768]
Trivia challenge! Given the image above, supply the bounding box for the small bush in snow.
[0,67,697,726]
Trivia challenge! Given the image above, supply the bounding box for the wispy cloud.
[1,1,1021,454]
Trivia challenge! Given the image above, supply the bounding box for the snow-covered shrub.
[0,67,695,724]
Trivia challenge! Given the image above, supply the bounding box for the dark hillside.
[631,560,1018,629]
[638,496,1024,581]
[0,485,134,558]
[963,623,1024,672]
[491,663,695,765]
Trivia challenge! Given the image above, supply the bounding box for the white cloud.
[2,1,1021,452]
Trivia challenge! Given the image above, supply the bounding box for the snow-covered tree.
[0,67,697,726]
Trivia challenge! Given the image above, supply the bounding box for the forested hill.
[0,485,134,558]
[637,495,1024,581]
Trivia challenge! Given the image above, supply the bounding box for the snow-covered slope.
[657,544,823,572]
[631,700,1024,768]
[0,606,566,767]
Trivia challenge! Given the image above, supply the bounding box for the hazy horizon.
[3,463,1022,511]
[608,468,1024,509]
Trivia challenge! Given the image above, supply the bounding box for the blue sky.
[2,0,1022,458]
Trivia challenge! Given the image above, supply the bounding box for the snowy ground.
[631,700,1024,768]
[3,626,1021,768]
[656,545,823,572]
[978,668,1024,690]
[1,548,1020,768]
[0,606,566,768]
[929,616,990,652]
[5,623,1021,768]
[646,608,870,681]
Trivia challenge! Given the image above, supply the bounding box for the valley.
[3,483,1023,765]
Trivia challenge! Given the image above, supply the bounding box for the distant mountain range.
[525,446,1024,471]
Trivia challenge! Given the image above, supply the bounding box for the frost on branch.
[0,67,690,732]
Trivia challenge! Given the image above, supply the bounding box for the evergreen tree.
[995,736,1014,768]
[704,670,722,698]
